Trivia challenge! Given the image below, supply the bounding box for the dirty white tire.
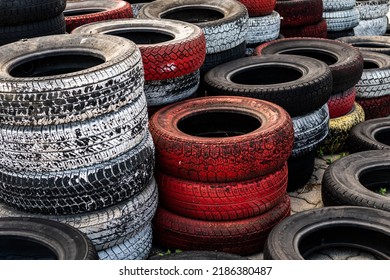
[355,0,389,20]
[0,94,148,173]
[0,177,159,251]
[0,132,155,215]
[0,34,143,126]
[354,16,388,36]
[98,224,153,260]
[323,7,360,31]
[246,11,280,45]
[138,0,249,54]
[322,0,356,12]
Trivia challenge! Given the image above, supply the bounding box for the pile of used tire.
[149,96,294,255]
[354,0,389,36]
[0,34,157,260]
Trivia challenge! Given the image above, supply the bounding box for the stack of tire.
[149,96,294,255]
[72,18,206,115]
[354,0,389,36]
[64,0,133,33]
[275,0,327,38]
[0,34,157,260]
[238,0,281,55]
[322,0,360,39]
[138,0,249,79]
[0,0,66,46]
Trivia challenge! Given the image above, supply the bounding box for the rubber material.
[337,36,390,55]
[323,7,360,31]
[328,87,356,118]
[356,95,390,120]
[280,19,328,38]
[354,16,388,36]
[327,28,354,39]
[275,0,324,28]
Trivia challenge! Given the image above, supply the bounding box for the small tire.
[355,0,390,20]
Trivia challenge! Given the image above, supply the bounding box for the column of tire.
[72,18,207,116]
[275,0,327,38]
[149,96,294,255]
[64,0,133,32]
[0,0,66,46]
[0,34,157,260]
[354,0,390,36]
[322,0,359,39]
[238,0,281,55]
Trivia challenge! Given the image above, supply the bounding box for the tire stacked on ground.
[0,0,66,46]
[72,18,206,116]
[64,0,133,32]
[138,0,249,81]
[322,0,359,39]
[238,0,280,55]
[275,0,327,38]
[354,0,390,36]
[149,96,294,255]
[126,0,155,17]
[337,35,390,55]
[0,34,157,260]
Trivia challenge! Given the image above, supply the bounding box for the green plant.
[158,249,182,256]
[378,188,387,196]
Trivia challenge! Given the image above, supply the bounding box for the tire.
[287,150,316,191]
[149,250,248,260]
[337,36,390,55]
[323,7,360,31]
[64,0,133,32]
[238,0,276,17]
[0,0,66,26]
[319,102,365,154]
[356,0,389,20]
[0,217,97,260]
[255,37,364,93]
[275,0,323,28]
[327,28,355,39]
[264,206,390,260]
[156,163,288,221]
[246,11,280,44]
[131,3,147,18]
[354,16,388,36]
[138,0,249,54]
[328,86,356,118]
[0,14,66,46]
[280,19,328,38]
[0,132,155,215]
[0,34,143,126]
[149,96,293,183]
[321,150,390,211]
[153,195,291,256]
[72,18,206,81]
[0,177,159,251]
[322,0,356,12]
[356,95,390,120]
[204,55,332,117]
[355,51,390,99]
[347,117,390,152]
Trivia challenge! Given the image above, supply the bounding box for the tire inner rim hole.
[299,225,389,260]
[0,236,58,260]
[374,128,390,146]
[104,30,174,44]
[231,65,303,85]
[177,111,261,138]
[359,166,390,197]
[363,60,380,69]
[352,42,390,49]
[161,7,224,23]
[64,8,106,16]
[277,50,338,65]
[9,54,105,77]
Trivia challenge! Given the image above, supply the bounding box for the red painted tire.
[156,163,288,221]
[64,0,133,32]
[238,0,276,17]
[153,194,291,255]
[356,95,390,120]
[149,96,294,183]
[275,0,323,28]
[328,87,356,118]
[280,19,327,38]
[72,19,206,81]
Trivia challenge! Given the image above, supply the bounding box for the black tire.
[0,14,66,46]
[149,250,249,260]
[287,150,316,191]
[0,0,66,26]
[204,55,332,117]
[254,37,364,93]
[327,28,354,39]
[347,117,390,153]
[264,206,390,260]
[337,36,390,55]
[0,34,143,126]
[321,150,390,211]
[0,217,97,260]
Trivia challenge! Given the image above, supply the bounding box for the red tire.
[356,95,390,120]
[64,0,133,32]
[149,96,294,183]
[238,0,276,17]
[153,195,291,255]
[328,87,356,118]
[157,163,288,221]
[280,19,327,38]
[275,0,323,28]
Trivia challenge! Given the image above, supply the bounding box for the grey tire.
[354,16,388,36]
[246,11,280,45]
[356,0,389,20]
[323,7,360,31]
[322,0,356,12]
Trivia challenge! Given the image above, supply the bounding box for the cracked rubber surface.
[322,0,356,12]
[323,7,360,31]
[355,0,390,20]
[354,16,388,36]
[246,11,280,44]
